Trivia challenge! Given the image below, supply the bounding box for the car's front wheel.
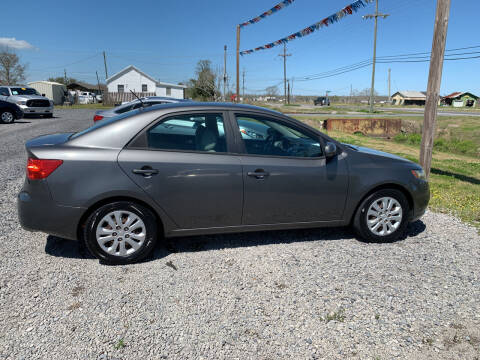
[0,110,15,124]
[353,189,409,242]
[83,201,158,264]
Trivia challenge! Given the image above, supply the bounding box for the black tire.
[0,110,15,124]
[83,201,158,265]
[353,189,409,243]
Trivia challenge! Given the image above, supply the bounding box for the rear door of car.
[118,110,244,230]
[230,111,349,225]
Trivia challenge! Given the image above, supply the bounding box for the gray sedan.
[18,103,429,264]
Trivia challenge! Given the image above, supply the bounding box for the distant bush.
[394,133,422,145]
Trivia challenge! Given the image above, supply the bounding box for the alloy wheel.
[96,210,146,257]
[366,197,403,236]
[1,112,14,123]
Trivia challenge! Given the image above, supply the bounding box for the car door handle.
[132,167,159,177]
[247,169,269,179]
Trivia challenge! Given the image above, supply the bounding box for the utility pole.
[242,68,245,102]
[287,80,290,104]
[103,51,108,80]
[278,43,291,104]
[64,69,67,85]
[388,68,391,100]
[236,25,240,103]
[420,0,451,179]
[223,45,227,101]
[326,90,331,106]
[96,71,101,96]
[364,0,389,113]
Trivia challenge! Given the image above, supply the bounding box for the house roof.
[28,81,65,86]
[392,91,427,99]
[442,91,478,99]
[67,82,106,91]
[106,65,186,88]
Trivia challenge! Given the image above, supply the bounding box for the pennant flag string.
[240,0,374,55]
[239,0,295,28]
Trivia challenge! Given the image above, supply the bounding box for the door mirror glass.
[324,142,337,158]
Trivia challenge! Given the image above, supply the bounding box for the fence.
[103,92,156,105]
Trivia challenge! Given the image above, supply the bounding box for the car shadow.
[13,121,31,123]
[45,220,426,264]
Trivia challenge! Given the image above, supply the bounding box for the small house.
[27,81,67,105]
[391,91,426,106]
[441,92,478,107]
[106,65,186,99]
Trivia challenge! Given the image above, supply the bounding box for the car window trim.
[230,111,327,160]
[126,109,237,154]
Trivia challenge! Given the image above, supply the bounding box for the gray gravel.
[0,109,479,359]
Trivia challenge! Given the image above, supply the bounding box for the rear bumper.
[17,179,84,240]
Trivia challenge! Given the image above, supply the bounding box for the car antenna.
[129,90,145,107]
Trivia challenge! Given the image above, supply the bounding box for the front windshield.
[70,110,140,139]
[10,87,40,96]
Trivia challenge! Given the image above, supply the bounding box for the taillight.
[27,158,63,180]
[93,114,104,122]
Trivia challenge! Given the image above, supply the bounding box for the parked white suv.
[0,86,54,117]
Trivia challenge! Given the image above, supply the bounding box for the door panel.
[118,150,243,229]
[232,113,349,225]
[241,156,349,224]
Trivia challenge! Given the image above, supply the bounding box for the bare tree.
[265,85,279,97]
[0,48,27,85]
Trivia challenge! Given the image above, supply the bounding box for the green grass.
[318,129,480,231]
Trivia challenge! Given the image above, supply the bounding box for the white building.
[28,81,67,105]
[106,65,186,99]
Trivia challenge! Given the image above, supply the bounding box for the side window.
[235,114,323,158]
[117,85,124,93]
[147,113,227,153]
[142,84,148,92]
[0,87,9,96]
[166,87,171,96]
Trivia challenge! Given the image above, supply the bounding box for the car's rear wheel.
[0,110,15,124]
[353,189,409,242]
[83,201,157,264]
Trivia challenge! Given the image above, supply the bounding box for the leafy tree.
[187,60,219,101]
[0,48,27,85]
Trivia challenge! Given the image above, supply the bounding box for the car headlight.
[16,100,27,105]
[411,168,426,181]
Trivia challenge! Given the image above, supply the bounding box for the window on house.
[142,84,147,92]
[117,85,124,93]
[166,87,172,96]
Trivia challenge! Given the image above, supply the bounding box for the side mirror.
[324,142,337,158]
[42,94,46,97]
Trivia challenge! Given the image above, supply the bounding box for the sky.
[2,0,479,96]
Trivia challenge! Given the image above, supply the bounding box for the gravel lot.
[1,109,479,359]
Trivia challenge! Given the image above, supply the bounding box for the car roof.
[138,102,284,116]
[2,85,34,88]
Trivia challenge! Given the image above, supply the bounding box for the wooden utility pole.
[223,45,227,101]
[278,43,291,104]
[287,80,290,104]
[420,0,451,179]
[242,68,245,102]
[64,69,68,85]
[103,51,108,80]
[96,71,101,96]
[364,0,389,113]
[236,25,240,103]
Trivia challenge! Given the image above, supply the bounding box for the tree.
[187,60,220,101]
[0,48,27,85]
[265,85,279,97]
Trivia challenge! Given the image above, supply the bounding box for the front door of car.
[118,111,243,230]
[232,112,349,225]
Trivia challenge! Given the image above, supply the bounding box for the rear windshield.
[70,110,139,139]
[10,88,40,96]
